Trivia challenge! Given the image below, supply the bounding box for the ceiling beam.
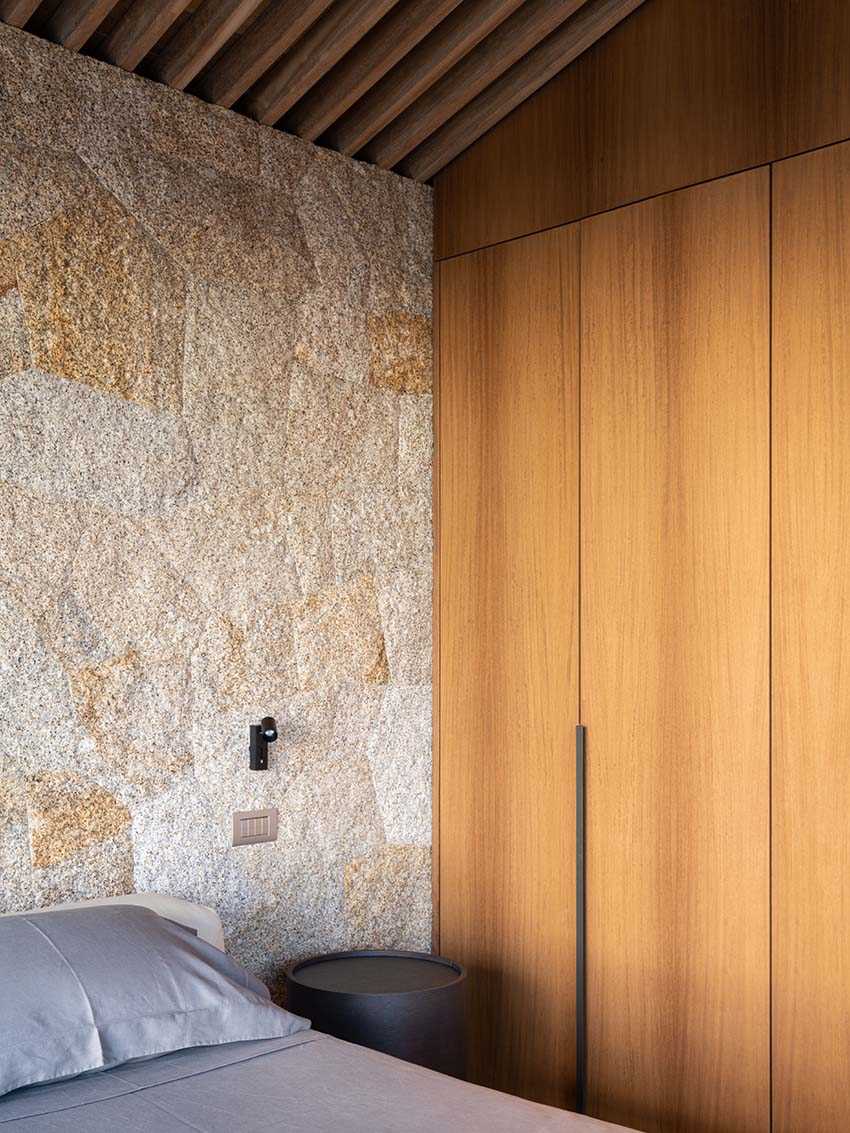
[43,0,122,52]
[196,0,332,109]
[364,0,589,170]
[323,0,523,158]
[0,0,39,27]
[148,0,264,90]
[100,0,194,71]
[401,0,647,182]
[284,0,462,143]
[243,0,399,127]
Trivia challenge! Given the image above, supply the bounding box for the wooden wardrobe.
[772,140,850,1133]
[437,142,850,1133]
[438,227,579,1108]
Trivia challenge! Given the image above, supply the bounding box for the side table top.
[287,950,465,995]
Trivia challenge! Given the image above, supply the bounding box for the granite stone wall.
[0,25,432,991]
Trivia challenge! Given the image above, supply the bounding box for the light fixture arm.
[249,717,278,771]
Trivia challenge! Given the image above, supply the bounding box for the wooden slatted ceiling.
[196,1,334,108]
[243,0,398,126]
[364,0,587,169]
[324,0,526,156]
[282,0,462,143]
[0,0,40,26]
[10,0,647,182]
[149,0,266,91]
[100,0,193,69]
[43,0,121,53]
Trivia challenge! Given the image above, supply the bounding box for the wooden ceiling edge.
[401,0,648,182]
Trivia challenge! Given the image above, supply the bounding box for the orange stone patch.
[11,191,185,411]
[368,311,431,394]
[26,773,131,869]
[69,649,192,790]
[365,637,390,685]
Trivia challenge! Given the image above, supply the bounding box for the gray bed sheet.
[0,1031,633,1132]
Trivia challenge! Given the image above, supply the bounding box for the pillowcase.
[0,903,309,1098]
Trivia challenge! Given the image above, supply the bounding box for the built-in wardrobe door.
[773,140,850,1133]
[581,170,770,1133]
[437,227,579,1107]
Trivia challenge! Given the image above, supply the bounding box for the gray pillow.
[0,904,309,1097]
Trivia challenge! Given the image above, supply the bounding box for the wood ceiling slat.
[284,0,462,144]
[196,0,332,109]
[364,0,589,170]
[243,0,399,127]
[401,0,646,181]
[0,0,40,27]
[100,0,195,70]
[324,0,523,157]
[43,0,122,51]
[149,0,264,90]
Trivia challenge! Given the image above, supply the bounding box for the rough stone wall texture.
[0,24,432,993]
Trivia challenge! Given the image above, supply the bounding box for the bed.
[0,895,632,1133]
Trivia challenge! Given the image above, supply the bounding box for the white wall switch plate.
[232,807,278,846]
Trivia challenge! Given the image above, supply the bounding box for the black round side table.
[286,950,466,1079]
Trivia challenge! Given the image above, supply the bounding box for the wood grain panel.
[581,170,770,1132]
[439,228,578,1107]
[435,0,769,257]
[773,0,850,157]
[772,140,850,1133]
[435,0,850,260]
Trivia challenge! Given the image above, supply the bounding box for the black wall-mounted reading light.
[249,717,278,771]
